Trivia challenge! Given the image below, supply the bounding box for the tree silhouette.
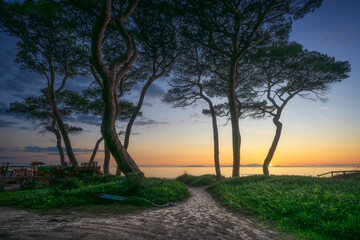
[70,0,143,175]
[0,0,88,167]
[180,0,322,176]
[80,84,137,174]
[247,42,351,175]
[7,91,83,166]
[123,0,180,151]
[164,46,222,178]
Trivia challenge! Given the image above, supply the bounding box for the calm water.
[109,166,358,178]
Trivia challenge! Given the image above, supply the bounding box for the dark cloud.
[146,83,166,99]
[131,82,166,101]
[23,146,103,154]
[0,101,8,115]
[17,126,31,130]
[0,119,17,127]
[0,33,90,103]
[0,156,20,160]
[142,102,154,107]
[64,114,102,126]
[0,34,44,100]
[134,117,169,126]
[0,147,9,152]
[76,115,102,126]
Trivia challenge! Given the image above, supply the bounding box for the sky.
[0,0,359,168]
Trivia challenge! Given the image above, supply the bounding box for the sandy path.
[0,187,293,240]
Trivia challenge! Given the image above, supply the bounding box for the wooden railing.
[317,170,360,178]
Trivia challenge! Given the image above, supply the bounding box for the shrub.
[83,174,123,185]
[8,178,189,209]
[56,177,83,190]
[176,174,220,186]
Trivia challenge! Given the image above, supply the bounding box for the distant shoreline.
[1,162,359,168]
[138,164,360,168]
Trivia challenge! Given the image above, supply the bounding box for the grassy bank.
[176,174,220,186]
[208,175,360,240]
[0,175,189,209]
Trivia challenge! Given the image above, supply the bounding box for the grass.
[332,172,360,182]
[0,175,189,209]
[208,175,360,240]
[176,174,221,186]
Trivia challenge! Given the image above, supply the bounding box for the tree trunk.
[263,117,282,175]
[228,60,241,177]
[124,75,156,150]
[103,140,110,174]
[46,126,66,166]
[48,92,79,168]
[101,78,143,176]
[89,136,104,165]
[116,166,122,176]
[200,94,221,178]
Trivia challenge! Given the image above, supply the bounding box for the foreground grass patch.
[0,177,189,209]
[208,175,360,240]
[176,174,220,186]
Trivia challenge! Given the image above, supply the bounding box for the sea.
[108,166,359,178]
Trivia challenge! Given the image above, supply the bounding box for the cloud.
[134,117,169,126]
[23,146,102,154]
[295,125,305,128]
[64,114,102,126]
[0,34,45,101]
[17,126,31,130]
[76,115,102,126]
[0,147,9,152]
[0,101,8,115]
[132,83,166,101]
[319,107,331,111]
[0,119,17,127]
[0,156,20,160]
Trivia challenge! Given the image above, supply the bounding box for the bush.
[56,177,83,190]
[8,178,189,209]
[208,175,360,240]
[176,174,220,186]
[83,174,123,185]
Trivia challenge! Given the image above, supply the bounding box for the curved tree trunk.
[228,60,241,177]
[124,75,156,150]
[89,136,104,165]
[263,117,283,175]
[199,93,221,178]
[116,167,122,176]
[91,0,142,176]
[48,92,79,168]
[103,140,110,174]
[101,79,142,176]
[46,126,66,166]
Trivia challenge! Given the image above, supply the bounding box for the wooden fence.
[317,170,360,178]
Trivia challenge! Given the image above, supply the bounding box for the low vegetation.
[0,175,189,209]
[208,175,360,240]
[176,174,221,186]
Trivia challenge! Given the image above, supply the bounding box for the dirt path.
[0,187,293,240]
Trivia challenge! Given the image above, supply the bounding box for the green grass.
[332,172,360,182]
[0,177,189,209]
[208,175,360,240]
[176,174,221,186]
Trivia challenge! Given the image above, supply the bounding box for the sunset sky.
[0,0,359,168]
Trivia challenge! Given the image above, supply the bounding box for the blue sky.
[0,0,359,167]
